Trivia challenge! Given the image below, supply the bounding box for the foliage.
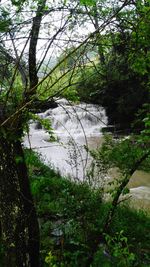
[24,149,150,267]
[0,7,12,32]
[75,1,150,130]
[104,230,135,266]
[29,112,56,141]
[45,251,59,267]
[37,68,80,102]
[88,133,149,179]
[0,0,150,265]
[77,66,104,103]
[128,2,150,76]
[26,149,103,266]
[77,41,149,129]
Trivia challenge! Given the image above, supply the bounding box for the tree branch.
[28,0,47,92]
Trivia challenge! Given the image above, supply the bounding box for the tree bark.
[0,137,28,267]
[28,0,47,92]
[14,140,40,267]
[85,150,150,267]
[0,135,40,267]
[0,1,46,265]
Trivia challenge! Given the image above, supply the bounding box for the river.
[24,98,150,211]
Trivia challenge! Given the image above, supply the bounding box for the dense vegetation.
[0,0,150,266]
[17,150,150,266]
[74,6,150,130]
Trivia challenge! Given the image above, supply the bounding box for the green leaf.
[80,0,96,6]
[11,0,26,6]
[0,21,9,32]
[122,188,130,195]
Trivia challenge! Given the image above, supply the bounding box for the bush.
[25,149,150,267]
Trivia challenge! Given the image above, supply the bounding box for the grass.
[25,149,150,267]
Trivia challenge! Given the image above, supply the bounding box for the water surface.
[24,99,150,211]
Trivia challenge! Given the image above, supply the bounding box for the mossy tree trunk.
[0,1,47,265]
[0,134,40,267]
[0,136,27,266]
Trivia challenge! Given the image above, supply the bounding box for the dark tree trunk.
[0,136,40,267]
[14,140,40,267]
[0,1,46,266]
[0,137,27,267]
[28,0,46,92]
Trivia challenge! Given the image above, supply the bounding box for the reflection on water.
[24,99,150,212]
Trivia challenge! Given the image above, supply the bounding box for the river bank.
[25,149,150,267]
[24,99,150,212]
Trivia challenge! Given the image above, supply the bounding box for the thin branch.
[0,0,131,127]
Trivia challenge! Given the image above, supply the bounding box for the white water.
[24,99,107,179]
[24,98,150,210]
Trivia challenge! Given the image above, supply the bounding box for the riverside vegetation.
[16,149,150,266]
[25,117,150,267]
[1,144,149,267]
[0,0,150,266]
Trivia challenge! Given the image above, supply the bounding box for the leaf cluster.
[24,149,150,267]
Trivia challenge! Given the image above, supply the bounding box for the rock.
[31,99,58,113]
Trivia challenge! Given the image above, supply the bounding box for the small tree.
[0,0,145,266]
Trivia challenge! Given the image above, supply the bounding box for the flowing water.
[24,98,107,179]
[24,98,150,211]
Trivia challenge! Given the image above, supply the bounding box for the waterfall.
[24,98,107,179]
[24,98,150,209]
[39,99,107,137]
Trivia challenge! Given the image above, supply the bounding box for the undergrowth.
[25,149,150,267]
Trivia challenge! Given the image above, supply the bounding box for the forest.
[0,0,150,266]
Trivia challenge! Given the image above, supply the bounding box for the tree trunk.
[103,150,150,233]
[0,1,46,266]
[0,136,40,267]
[14,140,40,267]
[0,137,27,266]
[85,150,150,267]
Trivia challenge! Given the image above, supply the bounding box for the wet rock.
[35,121,42,129]
[31,99,58,113]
